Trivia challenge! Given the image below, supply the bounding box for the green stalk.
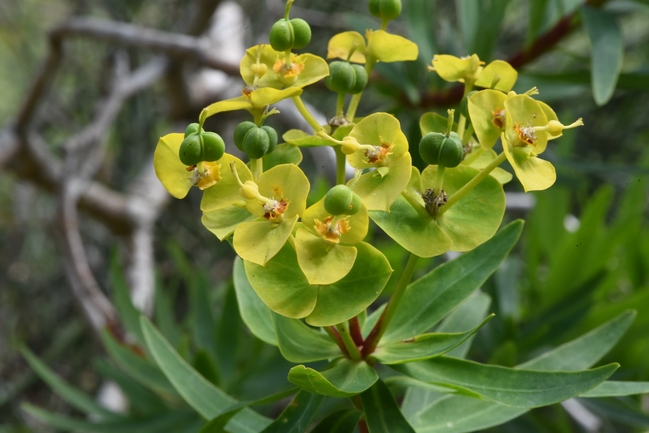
[362,253,419,356]
[292,95,323,132]
[438,151,507,216]
[334,146,347,185]
[345,58,376,121]
[336,92,345,118]
[434,165,446,192]
[401,192,430,218]
[336,323,362,361]
[250,158,263,180]
[325,326,350,357]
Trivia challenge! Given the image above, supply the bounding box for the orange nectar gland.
[492,108,506,129]
[340,136,393,164]
[273,54,304,79]
[314,215,351,244]
[188,162,222,190]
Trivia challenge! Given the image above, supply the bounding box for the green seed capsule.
[349,64,368,94]
[269,19,293,52]
[242,127,270,159]
[324,185,355,215]
[345,192,363,215]
[261,125,278,154]
[290,18,311,49]
[368,0,402,21]
[234,121,257,152]
[179,135,203,166]
[184,123,201,138]
[200,132,225,162]
[419,132,464,168]
[460,90,478,120]
[325,61,356,94]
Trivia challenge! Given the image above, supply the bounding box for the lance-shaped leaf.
[372,315,493,365]
[383,220,523,343]
[244,242,391,326]
[273,314,341,362]
[140,317,271,432]
[288,359,378,398]
[392,357,618,408]
[360,379,416,433]
[259,391,323,433]
[232,257,276,346]
[580,381,649,398]
[310,409,362,433]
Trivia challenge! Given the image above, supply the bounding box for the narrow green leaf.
[94,359,166,413]
[362,304,386,339]
[140,316,271,432]
[101,329,176,395]
[233,257,277,346]
[193,349,221,387]
[392,357,618,408]
[273,314,341,362]
[519,310,636,371]
[580,381,649,398]
[582,5,624,105]
[373,315,493,364]
[260,391,324,433]
[360,379,416,433]
[384,220,523,343]
[109,252,146,348]
[21,403,202,433]
[214,282,240,383]
[20,346,120,420]
[154,278,182,348]
[437,292,492,359]
[288,358,378,398]
[310,409,362,433]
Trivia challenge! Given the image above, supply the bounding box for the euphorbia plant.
[145,0,649,431]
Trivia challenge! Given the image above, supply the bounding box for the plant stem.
[362,253,419,356]
[434,165,445,192]
[345,58,376,121]
[249,158,262,179]
[336,323,362,361]
[353,395,370,433]
[325,326,350,357]
[349,316,364,347]
[334,146,347,185]
[291,95,322,132]
[401,191,430,218]
[336,92,345,117]
[438,151,507,216]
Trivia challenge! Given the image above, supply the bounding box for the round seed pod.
[234,121,257,152]
[261,125,278,154]
[324,185,355,215]
[349,64,368,94]
[460,90,478,120]
[368,0,402,21]
[242,127,270,159]
[325,61,356,94]
[290,18,311,49]
[179,135,203,166]
[345,192,363,215]
[269,19,293,52]
[184,123,201,138]
[200,132,225,162]
[419,132,464,168]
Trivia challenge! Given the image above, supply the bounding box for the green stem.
[456,81,473,140]
[196,161,206,175]
[380,18,389,30]
[325,326,350,357]
[362,253,420,356]
[434,165,446,192]
[336,323,362,361]
[438,151,507,216]
[292,95,323,132]
[334,146,347,185]
[401,191,429,218]
[250,158,263,180]
[284,0,293,20]
[336,92,345,118]
[349,316,364,347]
[284,49,292,67]
[345,58,376,121]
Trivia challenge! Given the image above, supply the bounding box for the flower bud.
[341,136,360,155]
[290,18,312,49]
[179,135,202,166]
[419,132,464,168]
[324,185,355,215]
[349,64,368,94]
[242,127,270,159]
[368,0,402,21]
[240,180,260,200]
[325,61,356,94]
[269,18,312,52]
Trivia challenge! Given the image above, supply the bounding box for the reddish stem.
[325,326,350,357]
[349,317,364,347]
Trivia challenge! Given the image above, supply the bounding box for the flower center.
[365,140,392,164]
[273,55,305,79]
[314,215,350,243]
[189,162,221,190]
[422,188,448,217]
[513,124,537,147]
[263,197,288,220]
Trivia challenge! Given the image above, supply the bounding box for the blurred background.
[1,0,648,431]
